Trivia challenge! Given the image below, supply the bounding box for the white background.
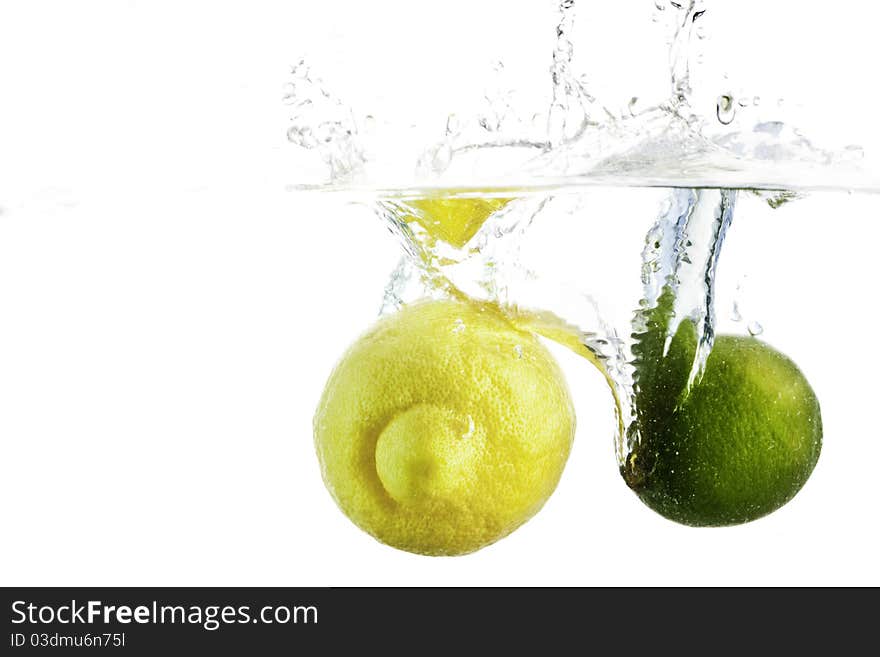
[1,1,879,586]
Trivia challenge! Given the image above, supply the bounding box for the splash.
[286,2,875,193]
[287,1,874,462]
[284,60,365,183]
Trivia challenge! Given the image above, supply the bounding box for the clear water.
[287,0,879,463]
[285,0,877,194]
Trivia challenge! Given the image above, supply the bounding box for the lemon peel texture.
[314,299,575,555]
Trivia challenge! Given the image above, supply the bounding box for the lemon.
[405,197,510,248]
[626,303,822,526]
[314,299,575,555]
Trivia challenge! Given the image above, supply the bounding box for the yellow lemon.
[314,299,575,555]
[405,196,510,248]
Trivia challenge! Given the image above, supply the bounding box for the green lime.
[626,293,822,526]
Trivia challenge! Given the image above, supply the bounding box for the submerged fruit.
[627,317,822,526]
[314,299,575,555]
[405,196,510,248]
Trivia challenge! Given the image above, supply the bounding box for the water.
[373,184,740,463]
[286,1,877,194]
[287,1,878,464]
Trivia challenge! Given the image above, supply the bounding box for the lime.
[314,299,575,555]
[626,308,822,526]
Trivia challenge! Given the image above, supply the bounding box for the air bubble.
[717,94,736,124]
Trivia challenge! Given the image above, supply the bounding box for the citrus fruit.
[314,299,575,555]
[626,312,822,526]
[405,197,510,248]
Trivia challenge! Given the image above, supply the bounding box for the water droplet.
[462,415,476,439]
[445,114,460,136]
[752,96,761,106]
[747,321,764,336]
[287,125,318,148]
[731,302,742,322]
[654,1,666,10]
[628,97,640,116]
[840,144,865,162]
[431,143,453,173]
[282,83,297,105]
[514,344,524,359]
[452,319,466,334]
